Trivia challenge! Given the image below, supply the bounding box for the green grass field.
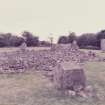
[0,48,105,105]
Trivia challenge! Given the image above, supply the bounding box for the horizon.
[0,0,105,42]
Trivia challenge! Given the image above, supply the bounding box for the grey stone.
[19,42,27,52]
[53,62,86,92]
[101,39,105,52]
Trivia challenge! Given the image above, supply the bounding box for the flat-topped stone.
[61,62,82,70]
[53,62,86,92]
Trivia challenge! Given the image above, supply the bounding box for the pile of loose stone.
[0,42,103,73]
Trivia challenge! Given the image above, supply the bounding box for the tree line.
[0,30,105,49]
[0,31,50,47]
[58,30,105,50]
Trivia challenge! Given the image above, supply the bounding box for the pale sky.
[0,0,105,42]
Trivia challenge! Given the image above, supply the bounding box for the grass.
[0,48,105,105]
[0,68,104,105]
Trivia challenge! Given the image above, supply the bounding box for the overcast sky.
[0,0,104,42]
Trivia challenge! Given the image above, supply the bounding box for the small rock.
[68,90,76,96]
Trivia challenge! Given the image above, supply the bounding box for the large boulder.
[53,62,86,92]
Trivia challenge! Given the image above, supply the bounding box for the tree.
[9,36,24,47]
[58,36,68,44]
[77,33,98,48]
[39,41,51,47]
[68,32,77,43]
[0,33,12,47]
[22,31,39,46]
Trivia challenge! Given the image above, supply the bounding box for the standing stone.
[101,39,105,52]
[72,40,79,51]
[53,63,64,89]
[19,42,27,52]
[53,62,86,92]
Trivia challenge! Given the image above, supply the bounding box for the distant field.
[0,48,104,105]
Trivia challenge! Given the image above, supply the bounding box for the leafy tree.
[77,33,98,48]
[58,36,68,44]
[68,32,77,43]
[39,41,51,47]
[9,36,24,47]
[0,33,12,47]
[22,31,39,46]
